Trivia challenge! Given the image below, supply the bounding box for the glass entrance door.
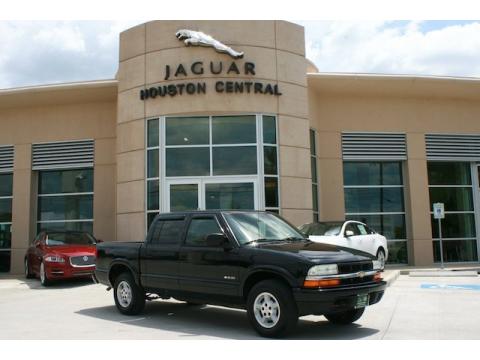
[166,179,257,212]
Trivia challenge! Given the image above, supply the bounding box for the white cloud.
[0,20,141,89]
[301,20,480,77]
[0,21,479,89]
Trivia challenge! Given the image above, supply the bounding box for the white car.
[298,220,388,267]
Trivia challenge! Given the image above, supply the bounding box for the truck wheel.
[246,279,298,338]
[325,307,365,325]
[39,262,51,287]
[113,272,146,315]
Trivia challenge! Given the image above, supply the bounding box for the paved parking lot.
[1,274,480,339]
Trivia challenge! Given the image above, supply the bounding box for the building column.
[93,138,117,242]
[317,131,345,221]
[10,144,34,274]
[405,133,434,266]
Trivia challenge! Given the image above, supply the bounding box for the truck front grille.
[337,261,373,274]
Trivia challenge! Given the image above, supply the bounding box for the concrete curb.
[383,270,400,286]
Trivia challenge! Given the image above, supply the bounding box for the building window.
[427,162,478,262]
[0,173,13,272]
[146,114,279,230]
[310,129,319,221]
[343,161,408,264]
[37,169,94,234]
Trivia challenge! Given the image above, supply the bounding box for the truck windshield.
[223,212,305,245]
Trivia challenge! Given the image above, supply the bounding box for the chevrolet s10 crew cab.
[94,211,386,338]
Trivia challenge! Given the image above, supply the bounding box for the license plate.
[355,294,369,308]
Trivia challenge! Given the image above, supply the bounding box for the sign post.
[433,203,445,269]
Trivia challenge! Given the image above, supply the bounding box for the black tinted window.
[185,217,221,246]
[151,219,185,244]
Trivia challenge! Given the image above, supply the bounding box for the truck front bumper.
[293,281,387,316]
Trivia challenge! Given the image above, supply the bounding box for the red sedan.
[25,231,98,286]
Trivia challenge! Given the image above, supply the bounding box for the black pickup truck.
[94,210,386,337]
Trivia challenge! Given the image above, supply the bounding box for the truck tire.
[246,279,298,338]
[113,272,146,315]
[325,307,365,325]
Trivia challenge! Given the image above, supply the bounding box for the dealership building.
[1,20,480,274]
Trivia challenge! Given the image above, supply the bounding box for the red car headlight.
[44,255,66,263]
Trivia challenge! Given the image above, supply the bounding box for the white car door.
[343,222,364,253]
[355,222,378,256]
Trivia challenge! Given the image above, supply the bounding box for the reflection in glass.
[386,241,408,264]
[0,224,12,249]
[0,199,12,222]
[39,169,93,194]
[344,162,402,186]
[212,146,257,175]
[38,195,93,221]
[427,162,471,185]
[311,157,317,182]
[263,116,276,144]
[166,117,209,145]
[170,184,199,211]
[0,174,13,196]
[205,183,254,210]
[431,213,476,239]
[166,148,210,176]
[264,146,277,175]
[265,177,279,208]
[147,212,159,231]
[312,184,318,212]
[147,149,159,178]
[147,119,159,147]
[346,214,406,240]
[212,115,256,144]
[345,187,405,213]
[0,251,11,272]
[309,129,316,156]
[147,180,159,210]
[428,187,473,212]
[37,221,93,234]
[433,239,478,262]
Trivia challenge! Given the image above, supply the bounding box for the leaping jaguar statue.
[175,29,244,59]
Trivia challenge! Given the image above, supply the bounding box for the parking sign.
[433,203,445,219]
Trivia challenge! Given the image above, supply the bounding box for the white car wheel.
[376,249,386,268]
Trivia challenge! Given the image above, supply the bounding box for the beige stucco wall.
[308,87,480,265]
[116,20,312,241]
[0,100,117,273]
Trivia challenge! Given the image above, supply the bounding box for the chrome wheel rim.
[117,281,133,308]
[253,292,281,329]
[40,262,45,283]
[377,251,385,268]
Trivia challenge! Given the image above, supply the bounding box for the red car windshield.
[45,232,96,246]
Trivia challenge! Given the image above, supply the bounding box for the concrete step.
[409,270,478,277]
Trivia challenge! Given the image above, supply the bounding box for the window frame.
[0,172,13,272]
[145,114,281,232]
[343,160,408,264]
[36,168,94,234]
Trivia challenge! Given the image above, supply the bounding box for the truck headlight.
[307,264,338,277]
[44,255,65,263]
[372,260,383,270]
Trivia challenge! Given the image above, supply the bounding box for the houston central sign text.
[139,60,282,100]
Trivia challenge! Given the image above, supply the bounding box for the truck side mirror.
[205,233,231,249]
[345,230,354,237]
